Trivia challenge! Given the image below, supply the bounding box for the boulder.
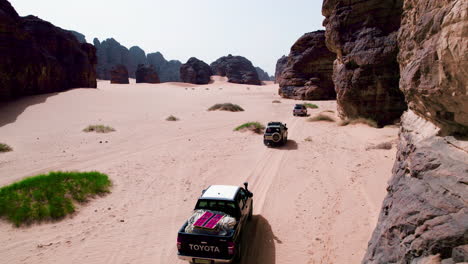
[0,0,97,101]
[322,0,407,126]
[210,55,261,85]
[128,46,147,78]
[275,55,288,83]
[110,64,129,84]
[180,57,212,84]
[277,31,336,100]
[135,64,160,83]
[398,0,468,136]
[147,52,181,82]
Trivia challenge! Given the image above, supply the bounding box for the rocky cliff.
[0,0,97,101]
[146,52,181,82]
[274,55,288,83]
[363,0,468,263]
[135,64,160,84]
[110,64,129,84]
[93,38,129,80]
[322,0,407,126]
[255,67,272,82]
[128,46,147,78]
[211,55,262,85]
[180,57,212,84]
[277,31,336,100]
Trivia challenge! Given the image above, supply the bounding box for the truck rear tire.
[234,242,242,262]
[248,204,253,221]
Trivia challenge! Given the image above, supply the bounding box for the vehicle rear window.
[295,105,304,109]
[266,127,279,133]
[196,200,237,216]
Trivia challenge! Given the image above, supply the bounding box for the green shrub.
[308,113,335,122]
[0,171,111,226]
[234,122,265,134]
[303,103,319,109]
[83,125,115,133]
[208,103,244,112]
[0,143,12,153]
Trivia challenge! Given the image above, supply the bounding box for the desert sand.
[0,77,398,264]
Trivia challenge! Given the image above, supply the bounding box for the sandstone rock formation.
[93,38,129,80]
[0,0,97,101]
[135,64,160,84]
[180,57,212,84]
[147,52,181,82]
[322,0,407,126]
[110,64,129,84]
[277,31,336,100]
[128,46,147,78]
[275,55,288,83]
[255,67,271,82]
[211,55,261,85]
[68,30,86,43]
[363,1,468,263]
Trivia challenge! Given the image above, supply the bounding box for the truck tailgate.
[178,232,232,260]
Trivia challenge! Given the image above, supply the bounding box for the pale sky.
[9,0,325,74]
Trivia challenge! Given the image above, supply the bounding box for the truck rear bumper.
[178,253,234,263]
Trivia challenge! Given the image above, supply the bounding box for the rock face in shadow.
[277,31,336,100]
[210,55,262,85]
[93,38,129,80]
[398,0,468,136]
[128,46,147,78]
[180,57,212,84]
[68,30,86,43]
[275,55,288,83]
[0,0,97,101]
[363,1,468,263]
[110,64,129,84]
[147,52,181,82]
[135,64,160,84]
[255,67,271,82]
[322,0,407,126]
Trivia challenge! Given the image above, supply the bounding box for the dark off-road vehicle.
[263,122,288,146]
[293,104,307,116]
[177,183,253,263]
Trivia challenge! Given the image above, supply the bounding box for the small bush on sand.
[366,142,393,150]
[0,143,12,153]
[272,100,281,103]
[234,122,265,134]
[166,115,179,121]
[322,110,335,113]
[0,171,111,226]
[339,118,378,128]
[303,103,319,109]
[304,137,313,142]
[308,113,335,122]
[83,125,115,133]
[208,103,244,112]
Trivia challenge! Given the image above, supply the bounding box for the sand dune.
[0,78,397,264]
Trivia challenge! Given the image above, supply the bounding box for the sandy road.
[0,79,397,264]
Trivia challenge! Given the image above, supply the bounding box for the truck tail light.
[176,237,181,250]
[227,242,235,255]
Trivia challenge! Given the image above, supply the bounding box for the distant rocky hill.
[211,55,261,85]
[180,57,212,84]
[0,0,97,101]
[274,55,287,83]
[255,67,272,82]
[91,37,181,82]
[276,31,336,100]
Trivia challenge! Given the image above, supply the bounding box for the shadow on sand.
[239,215,277,264]
[278,139,298,150]
[0,92,59,127]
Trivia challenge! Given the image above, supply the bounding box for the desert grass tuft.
[366,142,393,150]
[166,115,179,121]
[0,143,13,153]
[0,171,111,226]
[272,100,281,103]
[308,113,335,122]
[303,103,319,109]
[304,136,313,142]
[339,118,378,128]
[208,103,244,112]
[234,122,265,134]
[83,125,115,133]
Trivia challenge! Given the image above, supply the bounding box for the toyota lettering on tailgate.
[189,244,221,253]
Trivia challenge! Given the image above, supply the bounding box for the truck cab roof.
[201,185,240,201]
